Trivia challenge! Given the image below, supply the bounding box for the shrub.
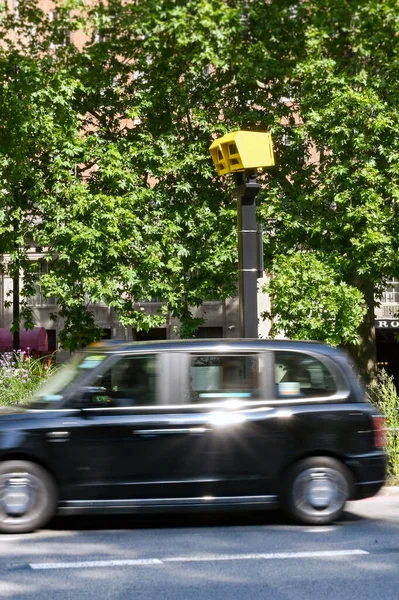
[369,369,399,483]
[0,351,55,406]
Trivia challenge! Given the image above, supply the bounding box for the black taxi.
[0,339,387,532]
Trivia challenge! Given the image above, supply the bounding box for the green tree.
[2,0,399,381]
[107,0,399,382]
[262,253,365,346]
[245,0,399,383]
[0,1,95,349]
[0,0,242,349]
[38,0,242,344]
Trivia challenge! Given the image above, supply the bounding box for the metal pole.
[233,171,261,338]
[12,221,20,352]
[12,270,20,352]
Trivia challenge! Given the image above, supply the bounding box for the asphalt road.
[1,493,399,599]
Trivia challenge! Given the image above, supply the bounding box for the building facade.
[375,279,399,384]
[0,250,245,361]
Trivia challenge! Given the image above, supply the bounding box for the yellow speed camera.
[209,131,274,176]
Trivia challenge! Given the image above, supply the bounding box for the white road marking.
[30,559,162,570]
[303,527,337,533]
[29,549,369,570]
[163,550,368,562]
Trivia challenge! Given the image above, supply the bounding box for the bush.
[0,351,55,406]
[369,369,399,484]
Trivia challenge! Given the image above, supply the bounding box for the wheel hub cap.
[3,477,32,516]
[305,474,335,509]
[292,466,349,519]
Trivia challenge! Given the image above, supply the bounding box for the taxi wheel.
[0,460,57,533]
[282,457,352,525]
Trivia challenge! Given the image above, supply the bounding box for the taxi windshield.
[30,352,108,407]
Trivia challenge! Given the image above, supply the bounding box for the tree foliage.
[1,0,399,379]
[0,0,241,349]
[247,0,399,380]
[0,0,90,342]
[263,253,365,345]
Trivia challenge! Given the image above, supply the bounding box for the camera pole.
[233,171,261,338]
[209,131,274,339]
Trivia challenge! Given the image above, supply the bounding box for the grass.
[0,351,55,406]
[368,369,399,485]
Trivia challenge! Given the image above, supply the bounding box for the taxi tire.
[0,460,57,534]
[282,456,352,526]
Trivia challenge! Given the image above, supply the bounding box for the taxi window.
[275,351,337,398]
[90,355,158,407]
[188,354,261,403]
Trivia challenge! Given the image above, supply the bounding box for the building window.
[194,327,223,339]
[46,329,57,353]
[381,278,399,316]
[49,10,71,48]
[26,263,56,307]
[134,328,167,342]
[14,0,19,21]
[281,126,306,165]
[93,10,115,44]
[382,279,399,305]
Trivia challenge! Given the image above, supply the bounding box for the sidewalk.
[378,485,399,496]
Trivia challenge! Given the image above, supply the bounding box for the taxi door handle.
[134,427,208,436]
[46,431,70,442]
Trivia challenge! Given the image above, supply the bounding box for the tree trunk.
[345,278,377,387]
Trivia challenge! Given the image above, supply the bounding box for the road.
[0,493,399,599]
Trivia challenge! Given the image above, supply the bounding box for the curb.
[378,485,399,496]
